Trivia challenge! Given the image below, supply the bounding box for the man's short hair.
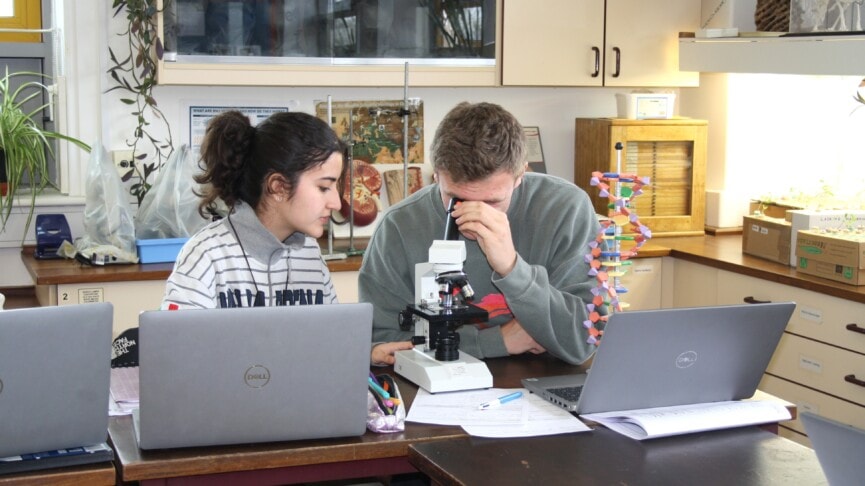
[431,102,527,182]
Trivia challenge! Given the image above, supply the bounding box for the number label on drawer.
[797,305,823,324]
[799,354,823,374]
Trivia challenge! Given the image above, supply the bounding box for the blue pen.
[368,377,391,399]
[477,391,523,410]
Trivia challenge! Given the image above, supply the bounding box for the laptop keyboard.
[548,385,583,403]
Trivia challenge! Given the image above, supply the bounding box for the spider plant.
[0,68,90,238]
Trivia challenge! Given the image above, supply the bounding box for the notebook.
[522,302,795,414]
[135,303,374,450]
[801,412,865,486]
[0,302,113,457]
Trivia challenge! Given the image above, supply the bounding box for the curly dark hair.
[195,110,347,217]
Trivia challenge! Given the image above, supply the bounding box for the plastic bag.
[367,374,405,433]
[74,143,138,264]
[135,144,209,239]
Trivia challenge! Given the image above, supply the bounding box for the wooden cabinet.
[716,271,865,447]
[670,259,718,308]
[502,0,699,87]
[575,118,707,236]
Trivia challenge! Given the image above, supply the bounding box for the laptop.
[135,303,374,450]
[801,412,865,486]
[522,302,795,414]
[0,303,113,457]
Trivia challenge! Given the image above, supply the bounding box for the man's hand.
[501,319,546,355]
[371,341,415,366]
[451,200,518,276]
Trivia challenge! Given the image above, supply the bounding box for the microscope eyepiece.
[443,197,462,240]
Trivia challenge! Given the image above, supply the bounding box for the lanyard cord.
[226,214,291,306]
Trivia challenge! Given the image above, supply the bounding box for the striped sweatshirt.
[162,202,338,309]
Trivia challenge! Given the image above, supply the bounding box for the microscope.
[394,198,493,393]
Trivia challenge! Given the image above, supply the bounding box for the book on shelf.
[0,442,114,475]
[581,400,791,441]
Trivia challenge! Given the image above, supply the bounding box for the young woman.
[162,110,346,309]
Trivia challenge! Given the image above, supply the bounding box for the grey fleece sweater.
[163,202,337,309]
[359,172,600,365]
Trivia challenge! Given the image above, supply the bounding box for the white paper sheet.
[407,387,590,438]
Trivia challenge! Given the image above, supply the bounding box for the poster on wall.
[188,105,289,156]
[524,126,547,174]
[315,99,426,238]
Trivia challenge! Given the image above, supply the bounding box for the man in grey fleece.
[361,101,601,366]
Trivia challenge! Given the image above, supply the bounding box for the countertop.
[20,235,865,305]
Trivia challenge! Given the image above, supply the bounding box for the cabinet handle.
[612,47,621,78]
[844,374,865,388]
[846,323,865,335]
[591,47,600,77]
[743,296,771,304]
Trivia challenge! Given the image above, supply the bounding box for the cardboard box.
[796,257,865,285]
[795,230,865,269]
[788,210,865,266]
[742,215,791,265]
[748,201,802,220]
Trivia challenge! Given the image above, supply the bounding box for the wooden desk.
[408,427,827,486]
[0,462,115,486]
[109,355,584,485]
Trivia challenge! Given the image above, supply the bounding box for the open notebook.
[134,303,373,449]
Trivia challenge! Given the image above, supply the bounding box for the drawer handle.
[846,323,865,335]
[743,296,771,304]
[844,374,865,388]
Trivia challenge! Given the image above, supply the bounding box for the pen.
[478,391,523,410]
[368,377,391,399]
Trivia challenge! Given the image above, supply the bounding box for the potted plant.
[107,0,174,205]
[0,68,90,237]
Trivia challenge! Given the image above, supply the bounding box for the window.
[166,0,495,63]
[0,0,41,43]
[0,0,58,186]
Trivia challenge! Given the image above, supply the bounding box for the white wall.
[4,0,865,287]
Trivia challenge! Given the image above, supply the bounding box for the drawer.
[759,374,865,438]
[766,333,865,407]
[718,271,865,355]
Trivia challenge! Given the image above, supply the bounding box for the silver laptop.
[0,303,113,457]
[801,412,865,486]
[522,302,795,414]
[135,303,373,449]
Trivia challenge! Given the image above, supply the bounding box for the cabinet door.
[671,259,718,308]
[502,0,604,86]
[604,0,699,87]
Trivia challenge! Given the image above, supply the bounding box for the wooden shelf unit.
[575,118,707,237]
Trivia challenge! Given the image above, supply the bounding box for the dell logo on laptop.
[676,351,698,369]
[244,365,271,388]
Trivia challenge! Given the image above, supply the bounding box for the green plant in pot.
[0,68,90,237]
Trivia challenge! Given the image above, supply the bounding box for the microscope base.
[394,348,493,393]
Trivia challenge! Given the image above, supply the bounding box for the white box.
[616,93,676,120]
[788,209,865,266]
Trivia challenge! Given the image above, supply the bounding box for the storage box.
[796,257,865,285]
[742,215,792,265]
[136,238,189,264]
[748,201,803,220]
[795,230,865,269]
[789,210,865,266]
[615,93,675,119]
